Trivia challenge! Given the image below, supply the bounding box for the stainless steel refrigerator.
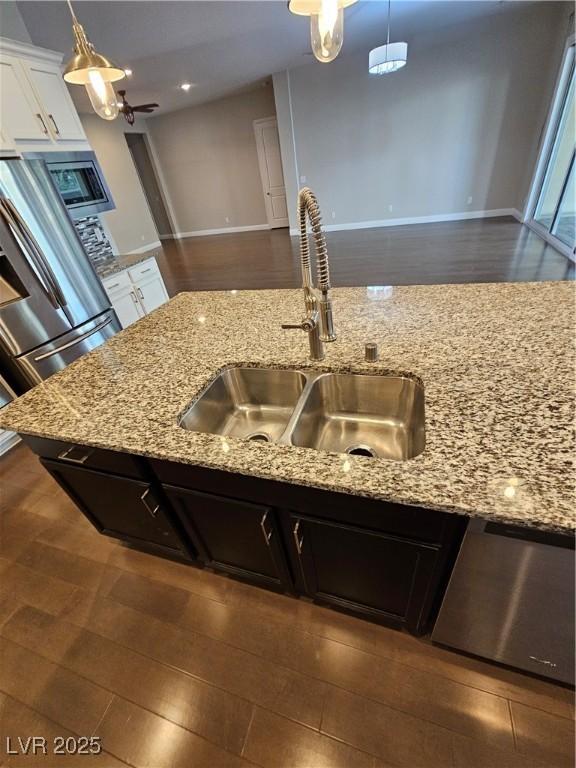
[0,157,120,389]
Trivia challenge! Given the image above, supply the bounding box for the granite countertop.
[95,251,160,279]
[2,283,574,533]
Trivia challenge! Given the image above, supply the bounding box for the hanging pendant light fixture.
[289,0,358,64]
[368,0,407,75]
[62,0,125,120]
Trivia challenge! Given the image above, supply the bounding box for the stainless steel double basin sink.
[179,367,425,461]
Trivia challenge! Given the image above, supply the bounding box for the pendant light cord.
[387,0,391,45]
[66,0,78,22]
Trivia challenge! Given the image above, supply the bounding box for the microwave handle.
[0,198,67,309]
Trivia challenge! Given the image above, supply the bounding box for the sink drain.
[246,431,272,443]
[345,444,377,458]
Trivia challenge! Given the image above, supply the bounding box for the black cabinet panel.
[26,436,146,480]
[42,459,187,555]
[290,514,440,633]
[164,484,292,589]
[150,460,447,543]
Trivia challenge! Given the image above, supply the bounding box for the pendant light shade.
[368,0,407,75]
[289,0,358,64]
[62,0,125,120]
[369,41,408,74]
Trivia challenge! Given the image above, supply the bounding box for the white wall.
[147,84,277,235]
[0,2,32,44]
[80,115,160,254]
[275,2,570,232]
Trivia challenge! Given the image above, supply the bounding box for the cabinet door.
[289,514,439,633]
[135,275,168,314]
[165,485,292,589]
[109,287,144,328]
[25,62,86,141]
[0,54,51,142]
[42,458,188,555]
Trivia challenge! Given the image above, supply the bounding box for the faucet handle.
[281,316,316,332]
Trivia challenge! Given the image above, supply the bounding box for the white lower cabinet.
[111,287,145,328]
[102,257,168,329]
[134,275,167,314]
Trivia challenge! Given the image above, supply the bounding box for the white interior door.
[254,117,289,228]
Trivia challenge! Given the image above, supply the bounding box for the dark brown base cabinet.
[25,436,467,636]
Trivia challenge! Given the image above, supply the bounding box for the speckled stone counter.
[95,251,161,279]
[1,283,574,533]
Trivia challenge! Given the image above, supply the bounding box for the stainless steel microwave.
[24,151,115,219]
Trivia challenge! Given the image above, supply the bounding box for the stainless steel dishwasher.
[432,518,575,685]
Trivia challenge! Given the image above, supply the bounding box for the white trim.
[0,430,20,456]
[0,36,63,65]
[139,129,181,236]
[126,240,162,255]
[524,35,576,221]
[172,224,270,239]
[286,70,300,194]
[289,208,522,235]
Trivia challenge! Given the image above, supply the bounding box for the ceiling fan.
[117,90,159,124]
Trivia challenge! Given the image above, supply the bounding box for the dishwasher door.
[431,519,575,685]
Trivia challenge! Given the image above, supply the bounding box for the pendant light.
[289,0,358,64]
[368,0,407,75]
[62,0,125,120]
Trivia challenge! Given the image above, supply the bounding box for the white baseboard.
[289,208,523,236]
[0,430,20,456]
[172,224,270,239]
[126,240,162,255]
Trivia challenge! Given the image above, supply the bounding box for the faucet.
[281,187,336,361]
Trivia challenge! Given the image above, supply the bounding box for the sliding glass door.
[529,43,575,257]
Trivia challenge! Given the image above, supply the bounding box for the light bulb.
[310,0,343,63]
[85,69,119,120]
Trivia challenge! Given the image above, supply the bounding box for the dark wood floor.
[0,445,574,768]
[154,217,574,295]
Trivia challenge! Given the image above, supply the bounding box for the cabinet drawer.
[23,435,146,480]
[128,258,159,284]
[102,270,132,295]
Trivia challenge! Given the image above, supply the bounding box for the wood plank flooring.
[153,218,574,295]
[1,444,574,768]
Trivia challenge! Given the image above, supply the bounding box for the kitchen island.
[1,282,574,637]
[2,282,573,530]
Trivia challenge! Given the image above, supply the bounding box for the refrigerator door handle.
[0,199,68,309]
[33,314,114,362]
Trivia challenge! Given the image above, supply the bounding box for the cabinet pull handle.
[107,282,120,290]
[140,268,152,274]
[58,445,93,464]
[36,113,48,135]
[130,291,139,305]
[260,511,273,545]
[141,488,160,518]
[293,521,304,555]
[48,114,60,135]
[137,287,144,301]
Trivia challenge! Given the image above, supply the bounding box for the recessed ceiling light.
[124,68,132,76]
[180,82,192,91]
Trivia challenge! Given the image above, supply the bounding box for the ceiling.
[16,0,530,116]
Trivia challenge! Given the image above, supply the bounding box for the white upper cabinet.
[25,61,86,142]
[0,53,52,142]
[0,38,88,152]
